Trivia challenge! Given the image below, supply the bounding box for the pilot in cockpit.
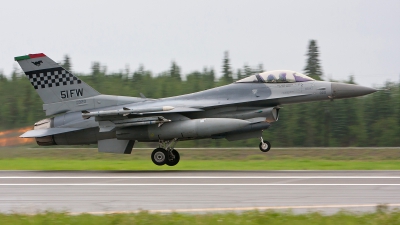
[278,73,287,82]
[267,74,277,83]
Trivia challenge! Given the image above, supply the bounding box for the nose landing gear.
[259,137,271,152]
[151,138,180,166]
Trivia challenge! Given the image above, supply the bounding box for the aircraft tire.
[151,148,168,166]
[259,140,271,152]
[166,149,180,166]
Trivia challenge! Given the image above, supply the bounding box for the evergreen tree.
[257,63,264,73]
[237,68,245,80]
[133,64,145,83]
[304,40,323,80]
[203,67,215,89]
[222,51,233,83]
[241,63,264,78]
[0,72,6,82]
[90,62,106,91]
[132,65,154,97]
[347,75,356,84]
[170,61,181,81]
[243,64,252,77]
[91,62,102,77]
[186,71,201,92]
[61,55,72,72]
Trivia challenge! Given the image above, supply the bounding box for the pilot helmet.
[267,74,277,82]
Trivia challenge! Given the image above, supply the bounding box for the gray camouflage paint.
[16,54,377,151]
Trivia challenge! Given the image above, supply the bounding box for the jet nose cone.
[331,82,377,99]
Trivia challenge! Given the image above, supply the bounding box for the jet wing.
[20,128,83,138]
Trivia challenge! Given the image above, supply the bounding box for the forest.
[0,40,399,147]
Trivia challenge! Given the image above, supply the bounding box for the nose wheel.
[259,137,271,152]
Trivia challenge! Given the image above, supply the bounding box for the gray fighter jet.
[16,53,377,166]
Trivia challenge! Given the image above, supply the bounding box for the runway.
[1,170,400,214]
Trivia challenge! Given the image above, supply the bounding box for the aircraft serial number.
[76,99,86,105]
[61,88,83,99]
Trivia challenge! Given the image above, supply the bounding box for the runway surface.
[1,170,400,214]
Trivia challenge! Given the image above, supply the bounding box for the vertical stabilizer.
[15,53,100,104]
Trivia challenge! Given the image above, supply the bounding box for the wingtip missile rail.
[82,106,175,119]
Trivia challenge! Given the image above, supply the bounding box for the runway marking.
[76,203,400,215]
[1,183,400,186]
[1,176,400,179]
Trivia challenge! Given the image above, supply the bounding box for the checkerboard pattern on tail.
[14,53,100,105]
[25,68,82,90]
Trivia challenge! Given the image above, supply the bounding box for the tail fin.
[14,53,100,104]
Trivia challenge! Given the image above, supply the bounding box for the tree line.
[0,41,399,147]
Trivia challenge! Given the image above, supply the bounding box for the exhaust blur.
[0,127,35,147]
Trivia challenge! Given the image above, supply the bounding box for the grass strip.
[1,158,400,170]
[1,210,400,225]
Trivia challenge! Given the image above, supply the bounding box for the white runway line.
[1,183,400,186]
[1,176,400,179]
[77,203,400,215]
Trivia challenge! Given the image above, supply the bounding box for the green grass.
[1,147,400,170]
[1,158,400,170]
[1,210,400,225]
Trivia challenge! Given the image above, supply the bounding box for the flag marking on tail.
[14,53,46,61]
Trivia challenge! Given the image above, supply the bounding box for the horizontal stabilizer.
[20,128,82,138]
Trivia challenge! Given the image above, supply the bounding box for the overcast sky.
[1,0,399,87]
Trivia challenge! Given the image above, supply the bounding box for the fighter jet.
[16,53,377,166]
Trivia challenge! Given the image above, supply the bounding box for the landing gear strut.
[151,138,180,166]
[259,136,271,152]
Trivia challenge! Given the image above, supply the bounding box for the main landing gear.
[151,138,180,166]
[259,136,271,152]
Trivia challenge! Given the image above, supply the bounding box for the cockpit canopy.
[236,70,314,83]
